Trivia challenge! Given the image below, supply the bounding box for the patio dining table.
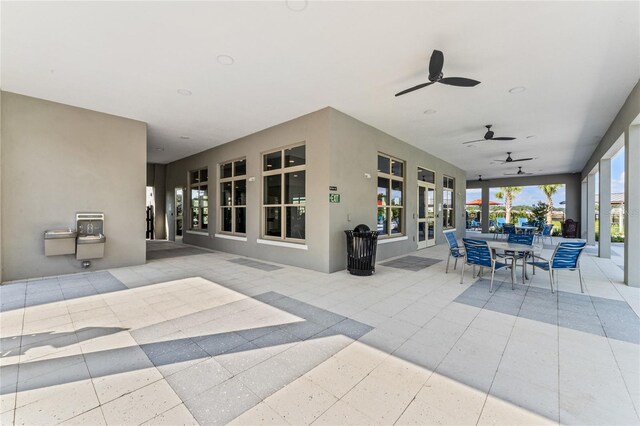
[515,225,537,234]
[486,240,540,284]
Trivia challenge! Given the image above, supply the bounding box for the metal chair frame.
[527,241,587,293]
[461,238,515,292]
[443,229,465,273]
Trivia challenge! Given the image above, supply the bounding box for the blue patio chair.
[518,217,528,227]
[461,238,514,292]
[527,241,587,293]
[443,229,465,273]
[502,232,535,278]
[502,223,516,240]
[535,224,554,245]
[497,218,506,227]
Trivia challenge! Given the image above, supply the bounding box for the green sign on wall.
[329,193,341,203]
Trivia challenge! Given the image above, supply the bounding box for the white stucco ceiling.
[2,1,638,180]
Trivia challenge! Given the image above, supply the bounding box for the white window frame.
[377,153,405,238]
[261,143,306,243]
[189,168,209,231]
[443,175,455,229]
[218,158,247,236]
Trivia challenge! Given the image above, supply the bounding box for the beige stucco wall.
[327,108,467,272]
[165,107,466,273]
[165,108,331,272]
[1,92,147,282]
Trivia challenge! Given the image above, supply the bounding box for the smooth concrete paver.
[0,238,639,425]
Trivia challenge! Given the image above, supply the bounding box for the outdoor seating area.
[1,240,638,425]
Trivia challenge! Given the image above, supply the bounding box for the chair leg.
[578,267,584,293]
[460,262,465,284]
[490,267,495,293]
[454,257,459,270]
[549,269,554,293]
[446,254,451,274]
[511,258,515,290]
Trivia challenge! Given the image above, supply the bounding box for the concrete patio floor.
[1,238,639,425]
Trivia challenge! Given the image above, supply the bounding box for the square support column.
[625,125,639,286]
[581,179,588,239]
[598,158,611,258]
[481,186,490,233]
[586,173,596,245]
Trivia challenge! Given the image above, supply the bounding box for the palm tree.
[538,184,561,224]
[495,187,522,223]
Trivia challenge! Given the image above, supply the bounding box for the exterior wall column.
[586,173,596,245]
[581,179,588,239]
[481,186,490,233]
[598,158,611,258]
[625,125,639,287]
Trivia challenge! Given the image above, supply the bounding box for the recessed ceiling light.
[180,135,190,140]
[423,109,437,115]
[216,55,235,65]
[286,0,308,12]
[177,89,192,96]
[526,135,536,139]
[509,86,526,94]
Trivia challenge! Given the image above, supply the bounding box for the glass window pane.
[264,175,281,204]
[428,222,435,239]
[418,167,435,183]
[377,177,389,206]
[234,159,246,176]
[391,180,403,206]
[202,208,208,229]
[285,145,306,167]
[418,187,426,219]
[190,170,199,184]
[286,206,305,239]
[201,169,208,182]
[191,189,200,207]
[377,155,390,174]
[201,186,208,207]
[377,208,388,235]
[418,222,425,242]
[265,207,281,237]
[235,208,246,234]
[220,182,232,206]
[391,208,402,234]
[264,151,282,171]
[191,208,199,228]
[234,180,246,206]
[220,163,232,179]
[285,171,306,204]
[391,159,403,177]
[221,208,232,232]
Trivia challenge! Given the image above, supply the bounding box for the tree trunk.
[506,194,512,223]
[546,195,553,224]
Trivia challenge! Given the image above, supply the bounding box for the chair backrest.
[462,238,492,267]
[551,241,587,269]
[542,224,553,236]
[503,224,516,234]
[507,232,534,246]
[518,217,528,226]
[443,229,459,249]
[497,217,506,225]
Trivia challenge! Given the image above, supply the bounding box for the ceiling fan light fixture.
[509,86,526,94]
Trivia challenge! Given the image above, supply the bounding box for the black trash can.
[345,224,378,276]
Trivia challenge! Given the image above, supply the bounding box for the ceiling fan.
[495,152,533,164]
[505,166,533,176]
[463,125,516,144]
[478,175,490,182]
[394,50,481,97]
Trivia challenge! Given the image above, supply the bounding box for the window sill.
[257,239,308,250]
[186,230,209,236]
[215,233,247,242]
[378,235,408,245]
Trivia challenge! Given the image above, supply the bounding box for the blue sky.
[466,146,625,206]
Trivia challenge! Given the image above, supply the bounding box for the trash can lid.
[354,224,370,233]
